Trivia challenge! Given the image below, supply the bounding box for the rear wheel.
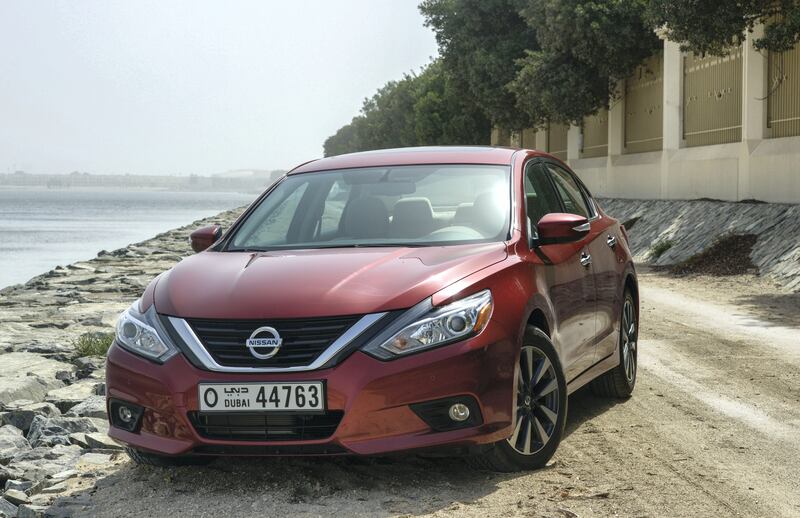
[467,327,567,472]
[126,447,212,467]
[591,290,638,398]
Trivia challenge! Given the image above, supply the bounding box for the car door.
[524,161,597,382]
[540,161,604,378]
[576,182,624,364]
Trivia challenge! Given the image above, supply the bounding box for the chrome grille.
[185,316,361,368]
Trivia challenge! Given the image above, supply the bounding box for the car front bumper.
[106,321,516,457]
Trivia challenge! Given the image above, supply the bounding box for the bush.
[73,332,114,357]
[650,239,675,260]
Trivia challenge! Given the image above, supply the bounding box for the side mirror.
[190,225,222,253]
[536,213,590,246]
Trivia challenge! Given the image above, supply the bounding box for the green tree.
[412,61,491,145]
[419,0,538,130]
[511,0,660,125]
[648,0,800,54]
[323,116,368,157]
[323,61,491,157]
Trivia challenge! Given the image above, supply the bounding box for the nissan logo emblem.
[245,326,283,359]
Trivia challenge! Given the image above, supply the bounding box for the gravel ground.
[39,268,800,518]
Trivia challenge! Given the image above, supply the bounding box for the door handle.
[607,235,617,248]
[580,252,592,267]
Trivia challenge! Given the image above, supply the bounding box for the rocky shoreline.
[0,208,243,518]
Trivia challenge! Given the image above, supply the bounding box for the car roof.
[288,146,531,175]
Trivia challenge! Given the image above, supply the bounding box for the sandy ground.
[47,269,800,518]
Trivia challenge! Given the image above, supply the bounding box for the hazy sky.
[0,1,438,175]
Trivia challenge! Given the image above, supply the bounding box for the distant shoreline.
[0,184,257,194]
[0,170,283,194]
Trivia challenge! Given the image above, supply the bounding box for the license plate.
[198,382,325,412]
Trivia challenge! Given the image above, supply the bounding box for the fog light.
[448,403,470,422]
[109,398,144,433]
[118,405,133,423]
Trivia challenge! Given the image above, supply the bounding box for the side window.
[545,164,590,218]
[524,162,562,226]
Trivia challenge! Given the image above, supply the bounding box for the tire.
[591,289,638,398]
[126,447,212,467]
[467,326,567,472]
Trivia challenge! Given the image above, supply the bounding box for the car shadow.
[731,292,800,328]
[563,385,628,439]
[45,389,628,517]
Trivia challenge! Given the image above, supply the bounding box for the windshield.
[227,164,511,251]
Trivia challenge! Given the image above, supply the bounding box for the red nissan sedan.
[106,146,638,472]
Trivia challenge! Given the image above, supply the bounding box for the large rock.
[63,397,105,419]
[0,466,22,487]
[16,504,47,518]
[7,445,82,482]
[66,434,88,449]
[25,417,103,449]
[0,497,18,518]
[1,490,27,507]
[15,344,74,363]
[0,402,60,434]
[73,357,104,379]
[2,481,32,494]
[0,354,73,407]
[84,433,121,451]
[0,427,30,465]
[44,382,100,413]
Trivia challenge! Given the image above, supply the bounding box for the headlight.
[363,290,493,360]
[115,301,177,362]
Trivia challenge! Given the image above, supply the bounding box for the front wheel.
[467,327,567,472]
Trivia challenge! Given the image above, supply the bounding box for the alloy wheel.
[621,298,637,384]
[507,346,560,455]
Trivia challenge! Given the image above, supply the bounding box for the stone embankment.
[600,199,800,291]
[0,209,242,517]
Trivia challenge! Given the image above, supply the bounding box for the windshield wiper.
[303,243,426,249]
[226,243,425,252]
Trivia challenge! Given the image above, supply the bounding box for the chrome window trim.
[167,312,387,373]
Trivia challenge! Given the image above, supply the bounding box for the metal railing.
[683,47,743,147]
[625,52,664,153]
[582,108,609,158]
[768,43,800,138]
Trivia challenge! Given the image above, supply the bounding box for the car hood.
[153,243,508,319]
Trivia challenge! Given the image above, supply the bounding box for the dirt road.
[48,270,800,517]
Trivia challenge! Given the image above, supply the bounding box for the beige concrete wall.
[568,29,800,204]
[606,152,663,199]
[507,29,799,203]
[571,138,800,203]
[749,137,800,203]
